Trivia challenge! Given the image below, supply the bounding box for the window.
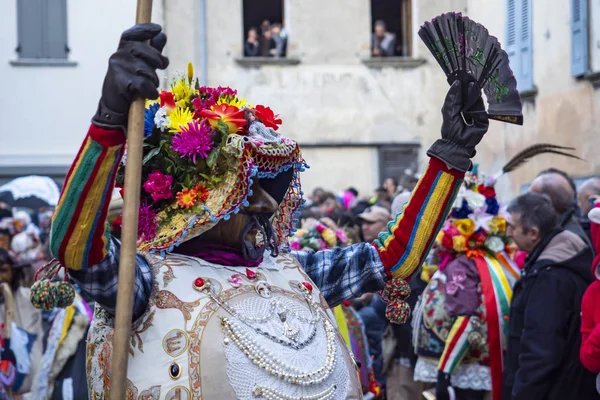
[242,0,287,58]
[506,0,533,91]
[378,144,419,188]
[571,0,589,77]
[370,0,412,57]
[16,0,69,60]
[589,0,600,72]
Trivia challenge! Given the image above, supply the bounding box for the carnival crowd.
[0,166,599,399]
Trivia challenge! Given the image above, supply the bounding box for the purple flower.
[138,203,158,241]
[171,120,215,163]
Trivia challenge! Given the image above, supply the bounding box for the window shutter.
[571,0,589,77]
[506,0,520,85]
[16,0,45,58]
[44,0,68,59]
[518,0,533,91]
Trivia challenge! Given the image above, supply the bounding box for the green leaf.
[206,148,221,168]
[217,120,229,134]
[142,147,161,165]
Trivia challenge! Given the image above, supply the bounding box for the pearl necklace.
[227,316,318,350]
[220,316,338,386]
[253,384,337,400]
[218,297,322,325]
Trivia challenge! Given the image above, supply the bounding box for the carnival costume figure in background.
[42,23,490,399]
[412,169,520,400]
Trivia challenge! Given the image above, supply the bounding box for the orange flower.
[176,188,197,209]
[193,184,210,202]
[199,104,247,133]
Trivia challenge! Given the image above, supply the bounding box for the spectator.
[270,23,287,57]
[318,192,343,214]
[372,187,391,210]
[383,177,398,198]
[529,169,590,246]
[578,177,600,218]
[503,192,597,400]
[311,187,326,206]
[0,248,43,397]
[371,20,396,57]
[244,27,260,57]
[358,206,391,242]
[260,25,276,57]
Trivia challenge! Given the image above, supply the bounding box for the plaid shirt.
[70,237,387,321]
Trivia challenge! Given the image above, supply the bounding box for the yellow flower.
[172,80,192,102]
[187,62,194,81]
[167,107,194,132]
[452,235,467,252]
[145,99,159,107]
[321,229,337,248]
[453,219,475,236]
[420,264,439,283]
[489,216,506,233]
[217,96,247,109]
[436,230,444,245]
[294,229,307,238]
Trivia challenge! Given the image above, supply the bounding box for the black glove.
[427,80,489,172]
[435,370,452,400]
[92,23,169,131]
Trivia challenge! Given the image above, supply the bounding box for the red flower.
[478,184,497,199]
[159,91,176,108]
[199,104,247,134]
[143,170,174,202]
[253,105,282,130]
[193,184,210,202]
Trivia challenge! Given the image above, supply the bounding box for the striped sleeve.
[50,124,126,270]
[374,157,464,279]
[437,316,473,374]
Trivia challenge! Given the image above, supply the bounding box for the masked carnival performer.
[43,23,490,399]
[413,169,520,400]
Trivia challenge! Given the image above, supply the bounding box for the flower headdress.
[434,165,513,270]
[290,219,351,252]
[117,63,308,253]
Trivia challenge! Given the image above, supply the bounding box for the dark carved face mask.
[239,211,279,261]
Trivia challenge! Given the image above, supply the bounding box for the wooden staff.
[109,0,153,398]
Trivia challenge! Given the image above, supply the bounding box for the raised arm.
[49,24,169,319]
[295,81,488,304]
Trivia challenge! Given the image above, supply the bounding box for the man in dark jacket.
[503,192,598,400]
[529,169,591,247]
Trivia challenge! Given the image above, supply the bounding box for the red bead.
[245,268,257,280]
[194,278,205,288]
[302,282,313,292]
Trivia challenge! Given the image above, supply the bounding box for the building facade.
[1,0,599,200]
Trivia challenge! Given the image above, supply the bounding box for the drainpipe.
[198,0,208,86]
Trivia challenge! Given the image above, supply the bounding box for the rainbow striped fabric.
[374,157,464,280]
[50,125,126,270]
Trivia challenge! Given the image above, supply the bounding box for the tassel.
[30,259,75,310]
[380,277,411,303]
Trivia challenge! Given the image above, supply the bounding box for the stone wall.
[163,0,600,200]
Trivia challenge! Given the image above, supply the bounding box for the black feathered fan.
[419,12,523,125]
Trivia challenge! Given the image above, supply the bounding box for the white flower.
[485,236,505,253]
[464,190,486,211]
[154,106,170,132]
[452,186,468,208]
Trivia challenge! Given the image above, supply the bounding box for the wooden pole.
[109,1,153,398]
